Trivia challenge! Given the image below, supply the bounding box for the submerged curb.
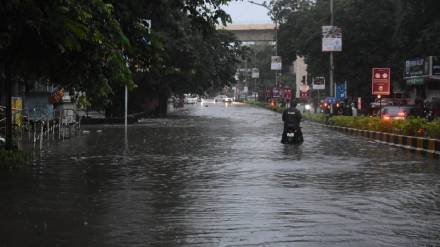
[323,124,440,159]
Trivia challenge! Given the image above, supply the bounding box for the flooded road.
[1,103,440,246]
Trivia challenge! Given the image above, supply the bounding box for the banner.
[312,77,325,90]
[322,26,342,52]
[271,56,282,70]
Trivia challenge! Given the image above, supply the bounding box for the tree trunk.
[5,65,12,150]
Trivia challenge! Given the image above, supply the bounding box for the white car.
[184,94,199,104]
[214,95,233,103]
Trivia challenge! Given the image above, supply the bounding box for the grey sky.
[222,0,272,24]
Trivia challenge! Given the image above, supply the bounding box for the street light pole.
[329,0,334,98]
[327,0,335,115]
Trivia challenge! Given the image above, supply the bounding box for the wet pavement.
[1,103,440,247]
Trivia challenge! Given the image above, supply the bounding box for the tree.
[277,0,398,103]
[0,0,132,149]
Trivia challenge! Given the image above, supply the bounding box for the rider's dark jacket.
[282,106,302,129]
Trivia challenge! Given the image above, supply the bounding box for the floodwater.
[1,103,439,247]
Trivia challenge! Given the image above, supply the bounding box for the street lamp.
[248,0,279,87]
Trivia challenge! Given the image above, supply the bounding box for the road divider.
[245,100,439,158]
[324,124,440,158]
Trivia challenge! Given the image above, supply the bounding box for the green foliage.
[1,0,238,116]
[276,0,440,103]
[425,120,440,139]
[0,149,30,168]
[305,113,439,139]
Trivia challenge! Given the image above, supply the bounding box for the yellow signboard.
[11,97,23,127]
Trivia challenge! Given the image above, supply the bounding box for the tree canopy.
[1,0,241,115]
[275,0,440,103]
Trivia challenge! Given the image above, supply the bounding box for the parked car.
[214,95,233,103]
[380,106,416,120]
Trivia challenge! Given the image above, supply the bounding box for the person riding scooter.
[281,100,303,144]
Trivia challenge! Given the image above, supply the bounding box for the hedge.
[246,101,440,139]
[303,113,440,139]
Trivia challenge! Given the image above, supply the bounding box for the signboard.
[283,88,292,100]
[357,97,362,110]
[272,87,280,97]
[322,26,342,52]
[335,82,347,100]
[431,56,440,76]
[251,68,259,78]
[299,84,310,99]
[271,56,282,70]
[372,68,390,96]
[404,58,429,78]
[11,97,23,126]
[312,76,325,90]
[325,97,336,104]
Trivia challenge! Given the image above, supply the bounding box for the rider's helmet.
[290,100,297,108]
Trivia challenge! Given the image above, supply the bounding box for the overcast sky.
[222,0,272,24]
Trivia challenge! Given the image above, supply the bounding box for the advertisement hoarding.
[322,26,342,52]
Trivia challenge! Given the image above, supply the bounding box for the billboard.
[271,56,282,70]
[372,68,390,96]
[404,58,429,78]
[322,26,342,52]
[312,77,325,90]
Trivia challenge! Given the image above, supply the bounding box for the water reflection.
[0,103,439,247]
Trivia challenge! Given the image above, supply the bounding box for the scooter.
[282,126,303,145]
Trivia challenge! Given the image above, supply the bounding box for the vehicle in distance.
[214,95,233,103]
[184,94,199,104]
[381,106,416,120]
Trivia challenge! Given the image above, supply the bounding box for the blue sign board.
[325,97,336,104]
[336,81,347,100]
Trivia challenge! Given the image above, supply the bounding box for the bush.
[0,149,30,168]
[249,104,440,140]
[303,113,439,139]
[425,120,440,139]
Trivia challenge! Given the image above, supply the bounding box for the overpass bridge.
[219,23,307,98]
[218,24,276,46]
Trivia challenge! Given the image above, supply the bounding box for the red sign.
[372,68,390,96]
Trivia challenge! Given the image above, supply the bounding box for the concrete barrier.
[325,124,440,158]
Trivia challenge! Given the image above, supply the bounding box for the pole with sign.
[251,68,259,101]
[372,68,390,96]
